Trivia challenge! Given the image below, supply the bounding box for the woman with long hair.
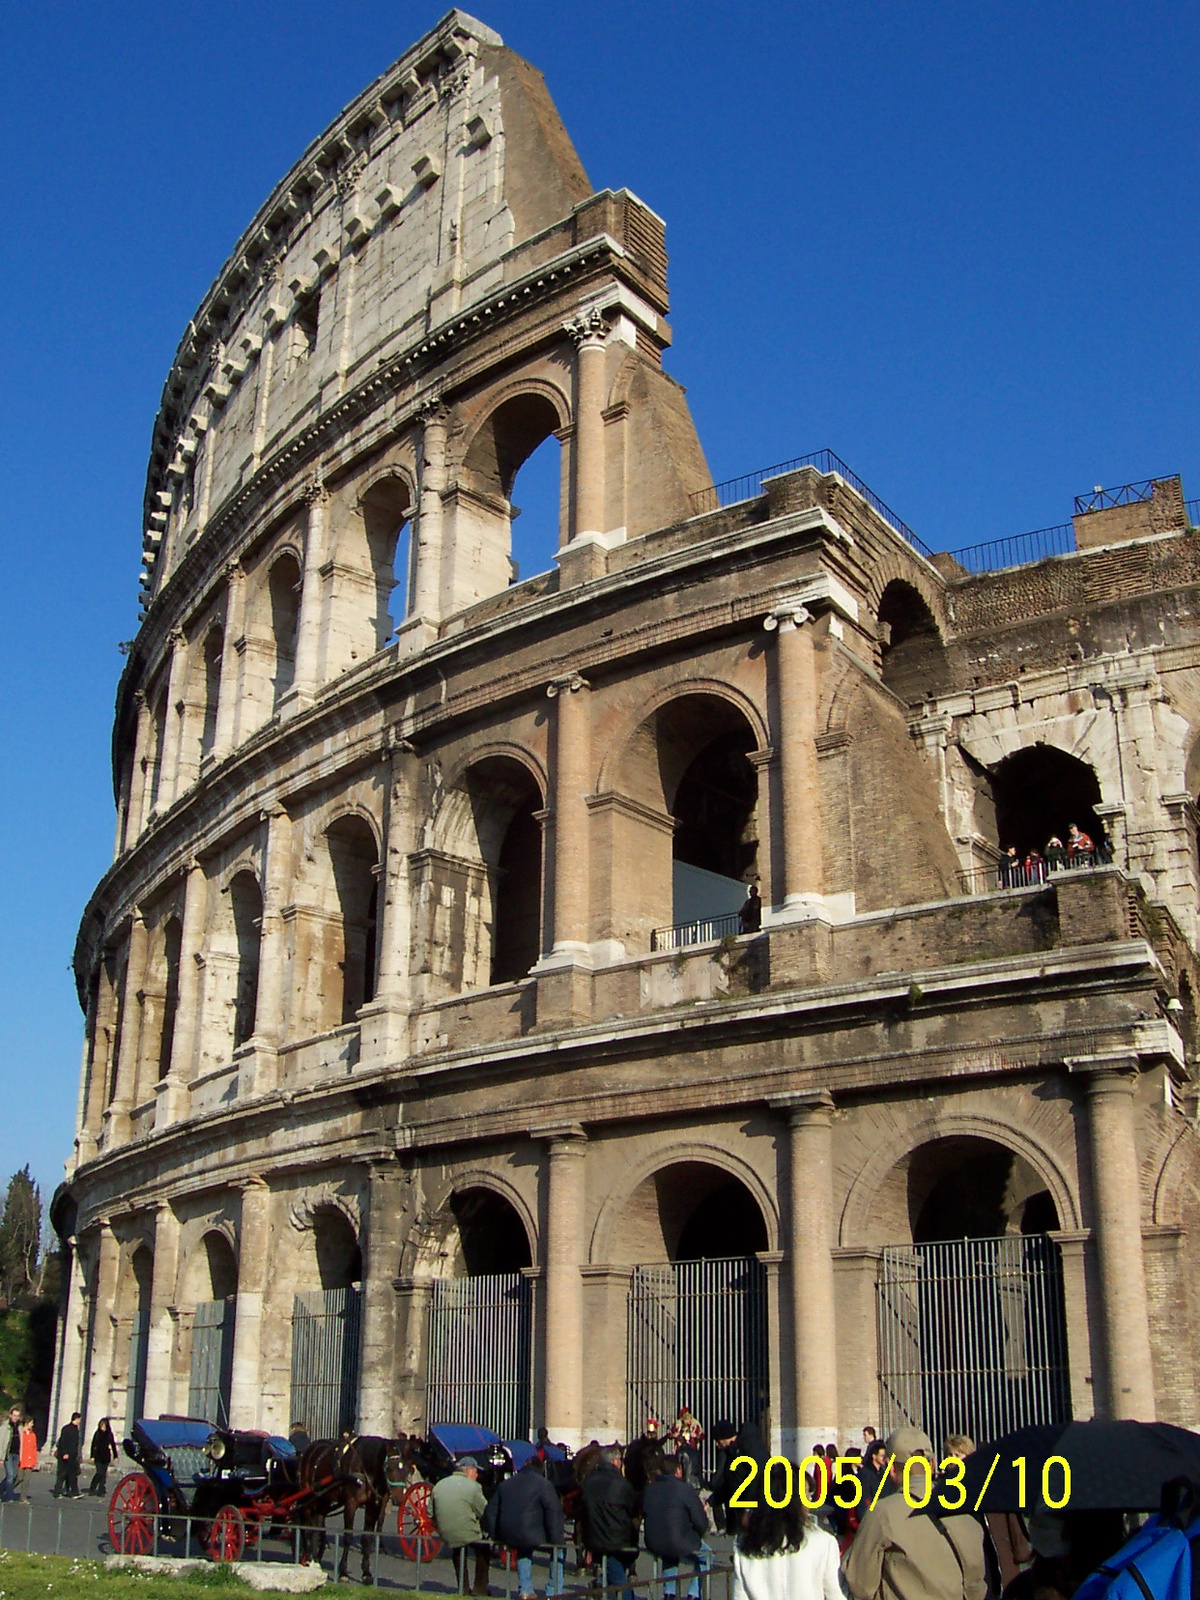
[88,1418,117,1497]
[732,1498,843,1600]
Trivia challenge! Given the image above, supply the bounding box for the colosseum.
[52,10,1200,1460]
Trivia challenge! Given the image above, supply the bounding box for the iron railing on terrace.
[651,910,743,952]
[688,448,936,558]
[1074,478,1166,514]
[942,523,1076,573]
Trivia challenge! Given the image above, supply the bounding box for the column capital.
[223,559,245,586]
[546,673,589,698]
[564,306,608,348]
[1067,1053,1141,1091]
[764,602,813,633]
[415,394,448,426]
[770,1089,835,1124]
[536,1122,587,1153]
[302,475,328,506]
[237,1175,270,1195]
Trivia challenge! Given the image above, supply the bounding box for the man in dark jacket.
[579,1448,639,1600]
[53,1413,82,1498]
[708,1420,768,1534]
[483,1457,565,1599]
[642,1454,711,1600]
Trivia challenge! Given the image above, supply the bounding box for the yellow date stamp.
[728,1453,1072,1512]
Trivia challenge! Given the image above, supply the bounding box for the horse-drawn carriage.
[390,1424,572,1561]
[108,1418,337,1563]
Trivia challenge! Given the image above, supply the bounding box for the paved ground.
[0,1472,734,1594]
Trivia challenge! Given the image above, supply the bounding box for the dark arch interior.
[673,731,759,882]
[491,802,542,983]
[878,581,951,704]
[327,816,379,1022]
[675,1179,769,1260]
[200,628,223,760]
[229,871,262,1048]
[451,1187,533,1275]
[131,1245,153,1313]
[157,917,182,1079]
[992,744,1106,858]
[361,476,411,648]
[204,1231,238,1301]
[907,1137,1060,1243]
[268,556,301,710]
[464,393,562,501]
[314,1207,362,1289]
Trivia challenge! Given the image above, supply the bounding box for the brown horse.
[298,1434,399,1583]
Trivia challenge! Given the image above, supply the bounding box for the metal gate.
[627,1257,768,1475]
[426,1273,532,1439]
[125,1309,150,1432]
[188,1297,236,1425]
[290,1286,362,1440]
[876,1234,1070,1445]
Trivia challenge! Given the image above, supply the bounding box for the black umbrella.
[960,1421,1200,1513]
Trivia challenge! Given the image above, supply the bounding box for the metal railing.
[1187,499,1200,528]
[651,912,743,952]
[688,448,935,559]
[1,1500,734,1600]
[942,522,1076,573]
[956,853,1111,897]
[1073,478,1165,514]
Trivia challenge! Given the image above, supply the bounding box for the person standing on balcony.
[738,884,762,934]
[1044,836,1065,871]
[1067,824,1095,866]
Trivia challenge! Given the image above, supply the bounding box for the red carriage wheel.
[208,1504,247,1563]
[108,1472,159,1555]
[396,1481,443,1561]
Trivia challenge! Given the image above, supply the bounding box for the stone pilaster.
[544,674,591,964]
[411,400,447,629]
[158,631,189,812]
[228,1179,270,1427]
[360,740,418,1065]
[142,1203,181,1419]
[126,694,151,845]
[764,603,823,915]
[105,916,148,1146]
[83,1222,120,1428]
[1074,1058,1157,1418]
[358,1162,408,1434]
[50,1243,88,1439]
[212,564,246,761]
[541,1126,587,1449]
[567,311,608,545]
[772,1092,839,1453]
[247,807,293,1092]
[156,862,206,1129]
[288,480,327,710]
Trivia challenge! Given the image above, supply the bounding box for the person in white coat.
[732,1499,844,1600]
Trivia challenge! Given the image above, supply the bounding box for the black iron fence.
[1073,478,1164,514]
[942,523,1076,573]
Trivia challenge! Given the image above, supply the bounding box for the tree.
[0,1168,43,1309]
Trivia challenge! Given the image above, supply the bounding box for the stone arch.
[401,1172,537,1279]
[590,1142,780,1264]
[839,1112,1080,1249]
[1152,1121,1200,1226]
[266,551,302,711]
[605,348,641,415]
[455,378,572,472]
[181,1226,239,1303]
[876,579,952,704]
[227,869,262,1048]
[289,1192,363,1289]
[597,678,770,795]
[325,813,380,1023]
[990,742,1107,859]
[425,753,546,991]
[289,1187,362,1236]
[600,686,766,950]
[863,556,949,638]
[326,468,417,654]
[198,624,224,761]
[438,740,549,807]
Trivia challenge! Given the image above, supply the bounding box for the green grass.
[0,1550,413,1599]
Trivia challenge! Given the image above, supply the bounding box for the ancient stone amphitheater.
[53,10,1200,1456]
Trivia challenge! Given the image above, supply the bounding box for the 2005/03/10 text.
[728,1453,1072,1513]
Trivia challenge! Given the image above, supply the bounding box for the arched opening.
[187,1230,237,1426]
[450,393,564,608]
[156,917,182,1080]
[268,555,301,711]
[199,627,223,761]
[620,1162,769,1459]
[991,744,1107,864]
[326,816,379,1023]
[509,433,563,583]
[426,1187,534,1438]
[877,581,951,704]
[122,1245,153,1431]
[147,690,168,812]
[229,871,262,1048]
[874,1136,1070,1445]
[360,475,412,648]
[424,756,544,998]
[613,694,760,949]
[291,1206,362,1438]
[448,1187,533,1275]
[313,1206,363,1291]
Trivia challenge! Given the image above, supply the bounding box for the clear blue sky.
[2,0,1197,1210]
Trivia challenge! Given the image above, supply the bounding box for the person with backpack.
[642,1452,711,1599]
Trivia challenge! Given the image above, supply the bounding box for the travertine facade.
[53,12,1200,1455]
